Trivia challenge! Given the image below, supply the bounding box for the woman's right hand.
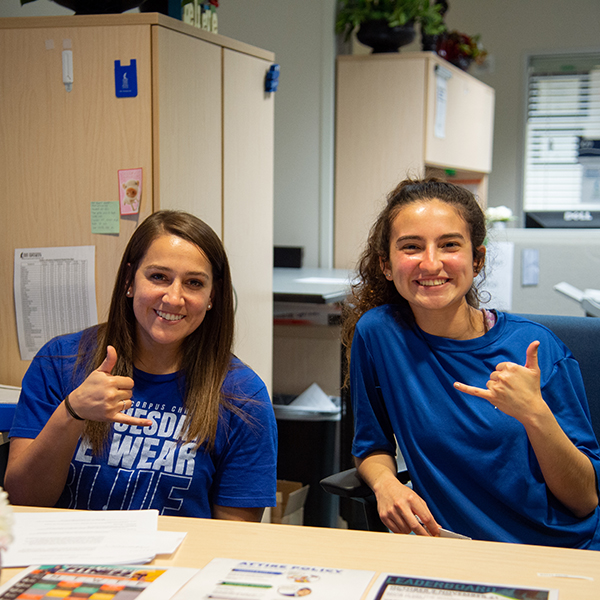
[373,474,440,535]
[356,452,440,536]
[5,346,151,506]
[67,346,152,427]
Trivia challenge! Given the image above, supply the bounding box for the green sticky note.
[91,201,120,234]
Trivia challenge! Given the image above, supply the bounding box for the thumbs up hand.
[67,346,152,427]
[453,341,546,422]
[97,344,119,376]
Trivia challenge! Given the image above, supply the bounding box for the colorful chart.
[0,565,166,600]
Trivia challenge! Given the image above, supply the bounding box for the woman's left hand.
[453,341,546,423]
[454,340,599,517]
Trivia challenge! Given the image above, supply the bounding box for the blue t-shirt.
[11,331,278,518]
[351,305,600,549]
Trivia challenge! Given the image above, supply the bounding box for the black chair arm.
[320,467,410,499]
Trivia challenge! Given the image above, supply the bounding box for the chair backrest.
[518,314,600,444]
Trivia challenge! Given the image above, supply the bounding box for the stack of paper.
[2,510,186,567]
[273,383,341,422]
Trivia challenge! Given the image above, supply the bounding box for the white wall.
[486,229,600,316]
[217,0,337,269]
[434,0,600,218]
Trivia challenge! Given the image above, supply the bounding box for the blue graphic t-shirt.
[11,331,278,518]
[351,306,600,549]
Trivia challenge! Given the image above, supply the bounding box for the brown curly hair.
[341,177,487,382]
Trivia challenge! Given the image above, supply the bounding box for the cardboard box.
[271,480,309,526]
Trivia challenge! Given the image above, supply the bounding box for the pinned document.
[14,246,98,360]
[434,65,452,139]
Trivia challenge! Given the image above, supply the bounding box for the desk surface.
[2,507,599,599]
[273,268,353,304]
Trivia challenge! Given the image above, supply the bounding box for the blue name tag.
[114,59,138,98]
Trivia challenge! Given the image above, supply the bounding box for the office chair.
[320,313,600,531]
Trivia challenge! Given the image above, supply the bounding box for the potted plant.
[436,30,488,70]
[485,205,515,230]
[419,0,447,51]
[336,0,447,54]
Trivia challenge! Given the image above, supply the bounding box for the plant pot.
[49,0,147,13]
[421,33,439,53]
[448,55,473,71]
[356,19,416,54]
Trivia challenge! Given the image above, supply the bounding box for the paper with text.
[2,510,163,567]
[365,574,558,599]
[172,557,376,600]
[14,246,98,360]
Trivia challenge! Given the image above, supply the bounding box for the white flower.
[485,205,514,223]
[0,487,13,550]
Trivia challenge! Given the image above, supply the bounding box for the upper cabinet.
[0,14,274,389]
[334,52,495,269]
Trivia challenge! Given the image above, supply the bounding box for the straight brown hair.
[80,211,236,455]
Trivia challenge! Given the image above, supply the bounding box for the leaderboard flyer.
[364,574,559,600]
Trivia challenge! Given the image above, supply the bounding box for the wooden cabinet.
[0,14,274,389]
[334,52,495,269]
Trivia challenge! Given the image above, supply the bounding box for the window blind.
[524,53,600,212]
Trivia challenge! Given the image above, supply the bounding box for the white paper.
[365,573,558,600]
[273,383,340,421]
[156,530,188,555]
[584,288,600,302]
[289,383,339,412]
[434,67,452,139]
[482,241,514,311]
[554,281,584,302]
[14,246,98,361]
[2,510,162,567]
[521,248,539,286]
[172,558,376,600]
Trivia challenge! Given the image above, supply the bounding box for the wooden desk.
[2,508,599,599]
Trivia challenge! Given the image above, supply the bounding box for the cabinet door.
[223,49,274,390]
[0,24,153,385]
[152,25,222,234]
[334,57,427,269]
[424,60,495,173]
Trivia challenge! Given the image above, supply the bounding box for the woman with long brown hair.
[6,211,277,521]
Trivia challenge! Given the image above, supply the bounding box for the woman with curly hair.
[344,177,600,548]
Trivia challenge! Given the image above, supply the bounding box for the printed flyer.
[172,558,376,599]
[0,564,198,600]
[364,574,559,600]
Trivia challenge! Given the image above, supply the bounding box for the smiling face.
[129,234,213,368]
[381,199,485,328]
